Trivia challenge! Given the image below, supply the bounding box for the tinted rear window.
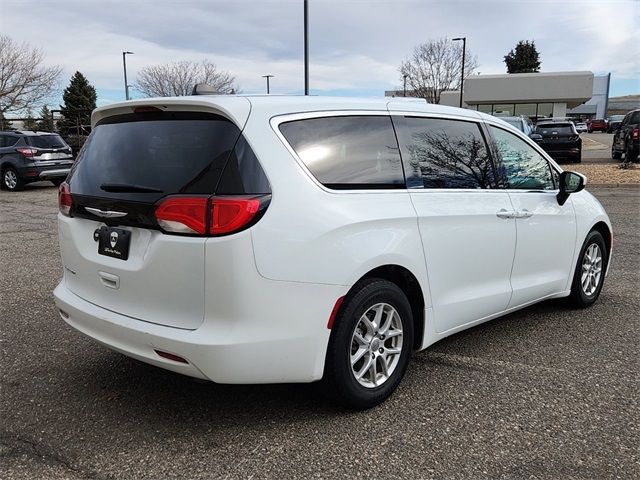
[27,134,67,148]
[279,115,404,189]
[68,112,243,202]
[535,124,574,135]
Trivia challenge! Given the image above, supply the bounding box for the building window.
[493,104,515,116]
[478,105,492,114]
[537,103,553,119]
[514,103,537,117]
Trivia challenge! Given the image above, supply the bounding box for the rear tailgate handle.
[98,271,120,289]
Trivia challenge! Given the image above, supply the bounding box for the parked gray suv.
[0,131,74,191]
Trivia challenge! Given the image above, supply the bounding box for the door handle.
[515,209,534,219]
[496,209,516,219]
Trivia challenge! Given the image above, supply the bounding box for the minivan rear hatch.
[60,109,244,329]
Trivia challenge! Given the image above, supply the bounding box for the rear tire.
[567,230,607,308]
[323,278,414,409]
[2,167,23,191]
[612,146,622,160]
[626,143,639,163]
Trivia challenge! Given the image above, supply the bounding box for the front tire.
[323,278,414,409]
[2,167,23,191]
[567,231,608,308]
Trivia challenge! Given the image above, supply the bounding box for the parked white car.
[575,122,588,133]
[54,95,612,409]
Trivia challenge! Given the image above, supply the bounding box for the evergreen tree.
[36,105,54,131]
[504,40,541,74]
[23,109,38,130]
[59,71,97,132]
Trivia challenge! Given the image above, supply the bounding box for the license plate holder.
[96,226,131,260]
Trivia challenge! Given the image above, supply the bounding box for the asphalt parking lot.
[1,183,638,479]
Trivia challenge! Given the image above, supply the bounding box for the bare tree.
[399,38,478,104]
[136,60,238,97]
[0,35,62,122]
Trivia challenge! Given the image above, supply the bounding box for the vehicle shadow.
[57,297,572,427]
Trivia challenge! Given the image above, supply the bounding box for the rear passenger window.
[400,117,495,189]
[278,115,404,189]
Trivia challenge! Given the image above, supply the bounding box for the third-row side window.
[279,115,404,189]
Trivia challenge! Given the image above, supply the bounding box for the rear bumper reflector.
[154,350,189,364]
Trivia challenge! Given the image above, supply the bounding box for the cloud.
[1,0,638,106]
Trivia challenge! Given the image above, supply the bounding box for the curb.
[588,183,640,188]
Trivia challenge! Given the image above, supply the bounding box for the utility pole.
[262,75,274,94]
[304,0,309,95]
[122,51,134,100]
[452,37,466,108]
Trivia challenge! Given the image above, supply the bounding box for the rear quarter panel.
[242,109,431,306]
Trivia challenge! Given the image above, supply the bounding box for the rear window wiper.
[100,183,164,193]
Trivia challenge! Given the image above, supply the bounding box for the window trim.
[393,113,500,191]
[485,122,561,192]
[271,110,408,194]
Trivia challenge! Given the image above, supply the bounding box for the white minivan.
[54,95,612,409]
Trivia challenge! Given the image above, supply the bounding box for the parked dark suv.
[532,121,582,163]
[611,109,639,163]
[0,131,74,191]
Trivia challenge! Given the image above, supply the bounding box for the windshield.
[27,134,67,149]
[535,124,574,135]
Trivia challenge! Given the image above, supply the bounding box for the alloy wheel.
[4,170,17,190]
[581,243,602,296]
[350,302,403,388]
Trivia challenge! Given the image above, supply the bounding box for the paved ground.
[580,133,614,163]
[1,183,639,479]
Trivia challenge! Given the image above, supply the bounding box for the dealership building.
[438,71,612,119]
[386,71,614,120]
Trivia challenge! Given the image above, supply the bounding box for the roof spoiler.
[192,83,236,96]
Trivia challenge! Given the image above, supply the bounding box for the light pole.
[304,0,309,95]
[403,74,408,97]
[122,51,134,100]
[452,37,466,108]
[262,75,274,94]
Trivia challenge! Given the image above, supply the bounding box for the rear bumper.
[18,161,73,181]
[53,277,344,384]
[541,147,581,161]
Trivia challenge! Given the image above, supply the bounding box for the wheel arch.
[590,221,612,264]
[346,264,426,351]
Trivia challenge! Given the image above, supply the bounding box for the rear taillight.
[154,195,268,236]
[16,147,37,158]
[632,128,639,140]
[154,196,208,235]
[211,196,261,235]
[58,182,73,216]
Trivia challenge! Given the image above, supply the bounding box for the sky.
[1,0,639,109]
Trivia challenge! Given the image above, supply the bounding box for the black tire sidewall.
[570,231,607,308]
[325,278,414,409]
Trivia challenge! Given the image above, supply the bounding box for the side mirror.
[530,133,543,142]
[557,171,586,206]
